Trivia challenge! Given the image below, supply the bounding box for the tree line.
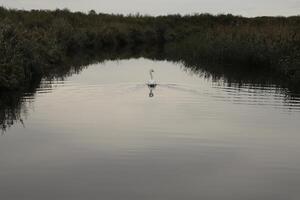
[0,7,299,90]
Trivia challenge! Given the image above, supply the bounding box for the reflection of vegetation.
[0,7,299,90]
[0,7,300,131]
[0,77,40,133]
[0,92,24,133]
[1,45,299,132]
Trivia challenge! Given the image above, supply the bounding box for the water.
[1,58,300,200]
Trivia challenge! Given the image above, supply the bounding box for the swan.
[147,69,157,88]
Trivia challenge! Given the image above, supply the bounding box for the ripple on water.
[2,59,300,200]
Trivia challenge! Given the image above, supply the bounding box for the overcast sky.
[1,0,299,17]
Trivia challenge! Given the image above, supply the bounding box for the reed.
[0,7,299,90]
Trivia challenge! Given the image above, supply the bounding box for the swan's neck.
[150,72,154,80]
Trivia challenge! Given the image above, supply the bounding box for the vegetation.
[0,6,299,91]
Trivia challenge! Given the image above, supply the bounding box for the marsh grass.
[0,7,299,90]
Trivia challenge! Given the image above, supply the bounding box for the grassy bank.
[0,7,299,90]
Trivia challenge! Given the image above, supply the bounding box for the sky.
[1,0,299,17]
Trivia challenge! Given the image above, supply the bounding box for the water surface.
[1,58,300,200]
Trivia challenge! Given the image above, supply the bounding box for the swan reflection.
[148,85,155,97]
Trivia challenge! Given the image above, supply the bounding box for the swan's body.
[147,79,156,87]
[147,69,157,88]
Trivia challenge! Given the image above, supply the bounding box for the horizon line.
[1,5,299,18]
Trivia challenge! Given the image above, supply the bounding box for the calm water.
[1,58,300,200]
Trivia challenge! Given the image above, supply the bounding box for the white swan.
[147,69,157,88]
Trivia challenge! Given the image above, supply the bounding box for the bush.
[0,6,299,90]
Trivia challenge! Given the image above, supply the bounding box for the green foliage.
[0,6,299,90]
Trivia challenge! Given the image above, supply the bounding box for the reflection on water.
[148,86,154,97]
[148,84,157,98]
[1,46,300,132]
[0,56,300,199]
[0,91,32,134]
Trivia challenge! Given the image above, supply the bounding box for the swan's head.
[150,69,154,73]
